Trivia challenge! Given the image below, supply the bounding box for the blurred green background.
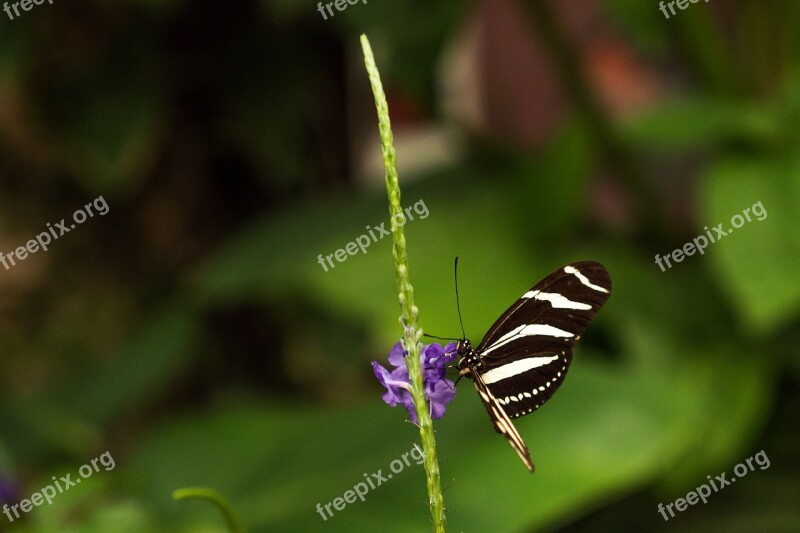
[0,0,799,531]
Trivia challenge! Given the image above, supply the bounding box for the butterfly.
[454,260,612,472]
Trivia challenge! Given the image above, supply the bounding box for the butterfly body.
[456,261,612,472]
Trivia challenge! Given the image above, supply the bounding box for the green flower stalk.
[360,34,446,533]
[173,487,243,533]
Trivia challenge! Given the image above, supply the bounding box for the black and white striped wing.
[476,261,611,419]
[471,369,535,472]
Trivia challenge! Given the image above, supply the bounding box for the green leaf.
[51,306,201,425]
[0,306,200,458]
[702,156,800,334]
[622,98,780,150]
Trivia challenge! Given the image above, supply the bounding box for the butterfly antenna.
[422,333,460,342]
[454,256,466,340]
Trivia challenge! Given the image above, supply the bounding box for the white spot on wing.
[480,355,559,384]
[564,265,608,293]
[522,290,591,310]
[482,325,573,356]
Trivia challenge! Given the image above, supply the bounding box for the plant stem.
[173,487,243,533]
[360,34,446,533]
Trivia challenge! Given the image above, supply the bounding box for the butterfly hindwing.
[470,369,535,472]
[481,350,571,418]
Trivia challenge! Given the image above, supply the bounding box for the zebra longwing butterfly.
[455,261,612,472]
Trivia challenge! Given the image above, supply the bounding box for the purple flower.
[372,341,457,423]
[0,475,20,504]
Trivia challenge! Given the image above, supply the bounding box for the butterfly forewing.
[459,261,611,471]
[477,261,611,358]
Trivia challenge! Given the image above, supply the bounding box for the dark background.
[0,0,798,531]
